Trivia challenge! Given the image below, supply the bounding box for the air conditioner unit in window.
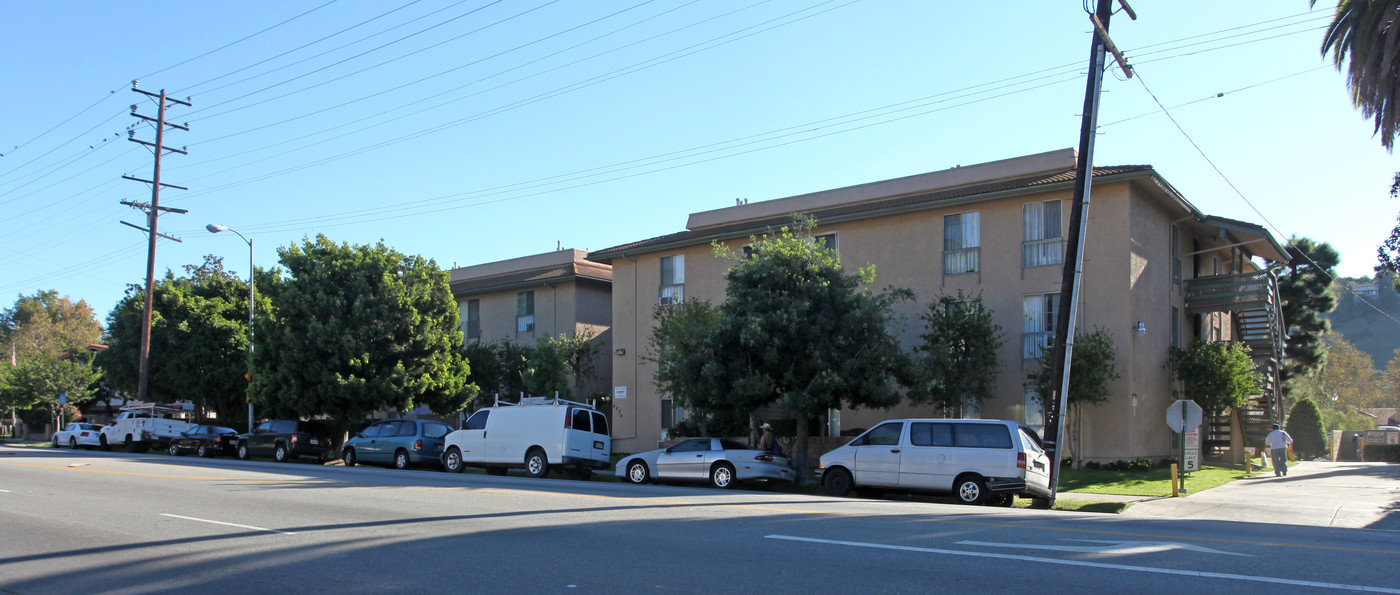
[659,296,678,306]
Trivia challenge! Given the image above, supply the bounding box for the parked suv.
[441,396,610,479]
[342,418,453,470]
[238,420,333,462]
[817,419,1051,505]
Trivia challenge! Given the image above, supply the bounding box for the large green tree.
[1026,327,1121,467]
[907,291,1004,416]
[101,257,257,422]
[0,291,104,426]
[251,236,475,427]
[1279,237,1339,382]
[1171,339,1264,417]
[1323,333,1382,408]
[706,217,911,481]
[647,298,731,435]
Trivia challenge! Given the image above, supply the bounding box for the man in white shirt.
[1265,423,1293,477]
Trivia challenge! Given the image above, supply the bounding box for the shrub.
[1285,398,1327,459]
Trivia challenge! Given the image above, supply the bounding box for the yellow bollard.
[1246,456,1252,475]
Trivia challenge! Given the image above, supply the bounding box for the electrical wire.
[135,0,343,81]
[1132,69,1400,328]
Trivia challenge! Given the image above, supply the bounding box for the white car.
[52,423,105,449]
[615,437,796,488]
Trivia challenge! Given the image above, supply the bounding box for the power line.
[1132,69,1400,328]
[135,0,343,81]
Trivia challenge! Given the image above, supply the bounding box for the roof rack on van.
[494,392,596,409]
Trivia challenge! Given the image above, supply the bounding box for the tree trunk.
[794,414,810,486]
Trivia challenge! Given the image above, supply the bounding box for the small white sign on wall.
[613,386,627,400]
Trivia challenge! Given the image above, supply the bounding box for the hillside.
[1326,276,1400,370]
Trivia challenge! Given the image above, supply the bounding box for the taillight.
[413,439,423,451]
[564,416,572,429]
[80,431,90,437]
[754,454,775,462]
[1017,452,1027,469]
[291,434,299,444]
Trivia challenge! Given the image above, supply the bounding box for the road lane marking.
[161,513,296,535]
[0,488,10,493]
[4,460,1395,556]
[769,535,1400,593]
[956,539,1253,556]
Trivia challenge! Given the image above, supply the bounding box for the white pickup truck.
[100,404,197,452]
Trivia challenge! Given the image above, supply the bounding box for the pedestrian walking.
[1265,423,1293,477]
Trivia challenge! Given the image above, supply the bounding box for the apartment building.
[448,249,613,400]
[590,149,1287,462]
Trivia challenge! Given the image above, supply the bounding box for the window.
[660,255,684,306]
[359,423,384,438]
[464,410,489,430]
[1023,200,1063,267]
[1023,293,1060,359]
[1171,224,1182,285]
[811,232,838,251]
[516,291,534,333]
[424,422,452,439]
[910,422,954,447]
[670,438,710,452]
[1024,390,1044,428]
[943,212,980,275]
[591,411,608,437]
[571,409,592,433]
[661,398,686,430]
[953,423,1012,449]
[858,422,903,446]
[465,299,480,340]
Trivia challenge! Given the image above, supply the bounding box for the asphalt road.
[2,445,1397,594]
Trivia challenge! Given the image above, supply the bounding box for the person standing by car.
[757,423,780,454]
[1265,423,1293,477]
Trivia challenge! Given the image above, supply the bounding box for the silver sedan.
[615,437,795,488]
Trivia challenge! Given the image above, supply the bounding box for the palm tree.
[1314,0,1400,150]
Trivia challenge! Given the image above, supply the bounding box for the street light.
[206,223,255,433]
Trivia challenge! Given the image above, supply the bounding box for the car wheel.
[197,444,211,458]
[274,444,289,462]
[626,460,651,484]
[69,437,78,449]
[393,449,410,470]
[710,462,737,489]
[442,447,464,473]
[525,449,549,478]
[237,443,250,460]
[125,436,142,453]
[823,467,854,497]
[168,442,180,456]
[988,494,1015,507]
[343,448,358,468]
[955,475,988,505]
[486,466,508,476]
[99,435,109,451]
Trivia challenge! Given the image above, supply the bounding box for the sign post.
[1165,399,1203,493]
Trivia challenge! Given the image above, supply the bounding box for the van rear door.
[564,407,596,463]
[589,410,610,465]
[1018,426,1051,493]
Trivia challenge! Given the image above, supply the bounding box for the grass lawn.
[1057,464,1260,497]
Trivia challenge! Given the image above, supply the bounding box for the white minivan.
[440,396,610,479]
[816,419,1051,505]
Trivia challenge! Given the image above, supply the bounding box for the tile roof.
[590,165,1155,259]
[450,261,612,296]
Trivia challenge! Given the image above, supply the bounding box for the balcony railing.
[943,247,980,275]
[1023,239,1064,268]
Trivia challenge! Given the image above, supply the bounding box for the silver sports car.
[615,437,795,488]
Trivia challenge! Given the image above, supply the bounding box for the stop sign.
[1166,399,1203,433]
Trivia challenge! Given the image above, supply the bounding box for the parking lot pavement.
[1119,461,1400,530]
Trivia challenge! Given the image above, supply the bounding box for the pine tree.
[1285,397,1327,460]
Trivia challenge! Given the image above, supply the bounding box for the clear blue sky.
[1,1,1394,321]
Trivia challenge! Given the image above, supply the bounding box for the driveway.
[1121,461,1400,530]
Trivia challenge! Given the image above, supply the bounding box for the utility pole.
[1041,0,1134,506]
[121,81,190,403]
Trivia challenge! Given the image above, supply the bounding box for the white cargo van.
[440,396,610,479]
[816,419,1051,505]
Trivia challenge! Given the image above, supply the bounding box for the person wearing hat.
[757,423,779,453]
[1264,423,1293,477]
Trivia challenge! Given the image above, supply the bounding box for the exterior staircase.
[1183,270,1285,461]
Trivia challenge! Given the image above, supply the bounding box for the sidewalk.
[1116,461,1400,530]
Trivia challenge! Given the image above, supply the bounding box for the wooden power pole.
[121,81,190,403]
[1041,0,1134,506]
